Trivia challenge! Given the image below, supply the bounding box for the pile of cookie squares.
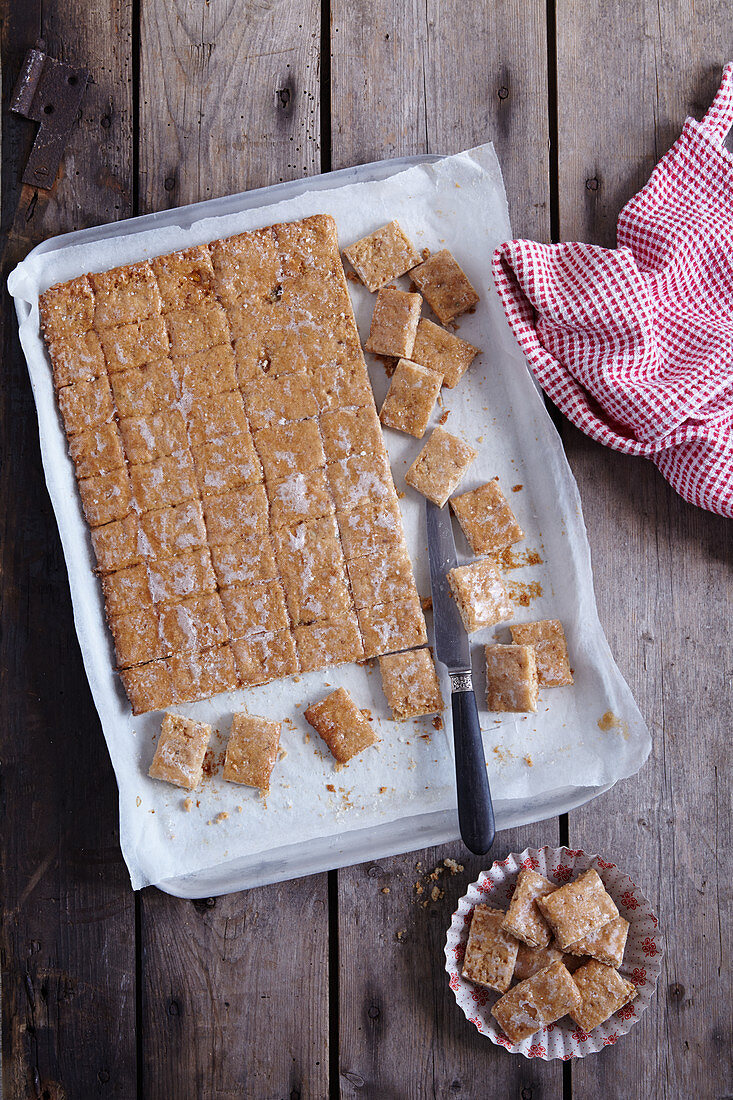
[349,221,574,716]
[462,867,637,1042]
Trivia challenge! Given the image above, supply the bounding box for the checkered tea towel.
[493,63,733,518]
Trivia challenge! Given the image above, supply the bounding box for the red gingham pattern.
[493,63,733,517]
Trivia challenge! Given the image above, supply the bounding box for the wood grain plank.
[331,3,560,1094]
[331,0,551,239]
[136,2,330,1097]
[556,6,733,1095]
[139,0,321,209]
[0,1,137,1097]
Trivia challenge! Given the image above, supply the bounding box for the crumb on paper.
[524,754,534,767]
[432,715,443,731]
[476,435,484,443]
[379,786,388,794]
[215,812,229,823]
[236,805,243,813]
[444,857,464,874]
[438,408,450,425]
[326,783,336,792]
[512,484,523,492]
[183,797,193,812]
[136,796,142,808]
[507,579,543,607]
[279,747,288,759]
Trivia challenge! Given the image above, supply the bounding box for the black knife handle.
[450,676,495,855]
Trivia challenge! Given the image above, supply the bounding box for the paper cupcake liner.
[444,846,662,1059]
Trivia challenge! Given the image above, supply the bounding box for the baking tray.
[9,150,650,896]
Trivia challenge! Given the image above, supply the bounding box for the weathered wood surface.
[1,1,731,1097]
[0,1,138,1099]
[556,4,732,1096]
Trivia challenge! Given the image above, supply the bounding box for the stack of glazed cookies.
[462,867,637,1042]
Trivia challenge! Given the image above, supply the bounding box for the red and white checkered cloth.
[493,63,733,518]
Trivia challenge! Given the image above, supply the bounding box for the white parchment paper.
[8,145,651,891]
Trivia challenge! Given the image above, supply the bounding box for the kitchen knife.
[426,499,495,855]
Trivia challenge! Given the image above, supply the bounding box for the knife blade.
[426,499,495,855]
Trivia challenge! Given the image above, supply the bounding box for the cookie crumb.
[396,928,407,941]
[381,887,391,895]
[524,754,534,767]
[182,797,193,812]
[136,796,142,807]
[443,857,464,874]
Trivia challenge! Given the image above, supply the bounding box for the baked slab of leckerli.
[405,427,477,507]
[379,358,443,438]
[570,959,637,1032]
[148,712,212,790]
[223,713,281,791]
[304,687,378,764]
[450,479,524,555]
[448,560,511,633]
[491,961,582,1044]
[343,220,421,291]
[502,868,557,947]
[536,868,620,950]
[39,214,421,712]
[461,905,519,993]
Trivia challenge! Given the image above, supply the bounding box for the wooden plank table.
[1,2,730,1096]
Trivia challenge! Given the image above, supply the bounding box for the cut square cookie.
[151,245,217,311]
[165,301,230,357]
[274,516,352,626]
[187,391,250,447]
[129,452,198,512]
[337,497,406,559]
[294,614,364,672]
[491,961,581,1043]
[357,592,427,658]
[243,371,318,430]
[168,644,240,703]
[364,287,422,358]
[346,544,416,608]
[78,468,133,528]
[90,262,162,329]
[140,500,208,559]
[410,249,479,324]
[509,620,573,688]
[379,358,442,438]
[109,361,178,417]
[210,535,277,589]
[119,659,173,715]
[327,451,396,512]
[102,563,153,617]
[564,916,630,969]
[220,581,289,640]
[405,427,476,507]
[513,942,566,983]
[108,607,165,668]
[451,479,524,555]
[172,344,238,400]
[304,687,378,763]
[570,959,638,1032]
[39,275,95,341]
[223,713,282,791]
[146,548,217,605]
[99,316,169,373]
[191,431,262,495]
[310,359,375,413]
[254,419,326,482]
[378,648,443,720]
[461,905,519,994]
[48,329,107,389]
[91,514,143,573]
[231,630,299,686]
[343,220,421,291]
[201,484,270,544]
[268,469,335,528]
[68,423,125,480]
[148,712,212,790]
[411,318,479,388]
[447,560,511,633]
[502,868,557,947]
[57,375,114,436]
[484,644,539,712]
[536,869,619,950]
[320,405,383,461]
[158,593,229,654]
[118,410,188,465]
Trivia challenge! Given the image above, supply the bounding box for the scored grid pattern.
[39,214,426,714]
[492,62,733,519]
